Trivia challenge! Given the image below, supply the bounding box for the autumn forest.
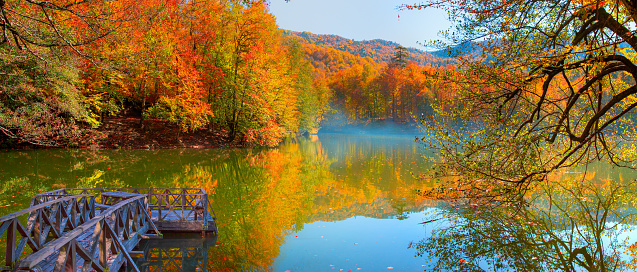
[3,0,637,270]
[0,0,454,149]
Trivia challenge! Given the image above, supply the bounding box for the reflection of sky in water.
[274,208,446,271]
[616,224,637,263]
[2,135,637,271]
[468,223,637,271]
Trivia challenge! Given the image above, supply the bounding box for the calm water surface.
[1,133,636,271]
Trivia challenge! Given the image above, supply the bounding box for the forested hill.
[283,30,445,66]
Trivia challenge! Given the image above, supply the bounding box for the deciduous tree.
[411,0,637,201]
[0,0,138,146]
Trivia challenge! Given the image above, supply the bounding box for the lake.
[1,133,636,271]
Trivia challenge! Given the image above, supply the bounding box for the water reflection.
[0,134,435,270]
[3,135,636,271]
[133,233,216,272]
[202,135,436,270]
[410,177,637,271]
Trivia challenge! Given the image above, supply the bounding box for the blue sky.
[268,0,451,50]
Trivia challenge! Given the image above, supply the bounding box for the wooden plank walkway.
[16,195,157,272]
[0,195,96,271]
[28,222,120,272]
[0,188,217,272]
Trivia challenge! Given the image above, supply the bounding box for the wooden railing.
[32,188,216,232]
[146,188,212,223]
[16,195,159,272]
[0,195,95,270]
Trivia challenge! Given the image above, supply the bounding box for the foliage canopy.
[0,0,333,147]
[410,0,637,201]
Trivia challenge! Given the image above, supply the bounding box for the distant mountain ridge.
[283,30,447,66]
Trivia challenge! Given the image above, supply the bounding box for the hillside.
[286,39,381,79]
[283,30,447,66]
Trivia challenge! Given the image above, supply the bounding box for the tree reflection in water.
[410,177,637,271]
[0,135,437,270]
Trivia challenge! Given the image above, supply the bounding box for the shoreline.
[1,117,422,150]
[1,117,247,151]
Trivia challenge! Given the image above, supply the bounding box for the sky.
[268,0,451,50]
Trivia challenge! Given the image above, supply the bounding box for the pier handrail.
[0,194,95,269]
[32,188,216,227]
[17,195,159,272]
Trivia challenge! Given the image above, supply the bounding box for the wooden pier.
[0,188,217,272]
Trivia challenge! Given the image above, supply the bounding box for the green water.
[1,133,637,271]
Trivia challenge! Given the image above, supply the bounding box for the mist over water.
[319,117,421,136]
[1,134,636,271]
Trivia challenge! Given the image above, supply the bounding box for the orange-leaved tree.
[409,0,637,201]
[80,0,213,132]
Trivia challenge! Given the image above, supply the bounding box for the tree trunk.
[139,81,147,130]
